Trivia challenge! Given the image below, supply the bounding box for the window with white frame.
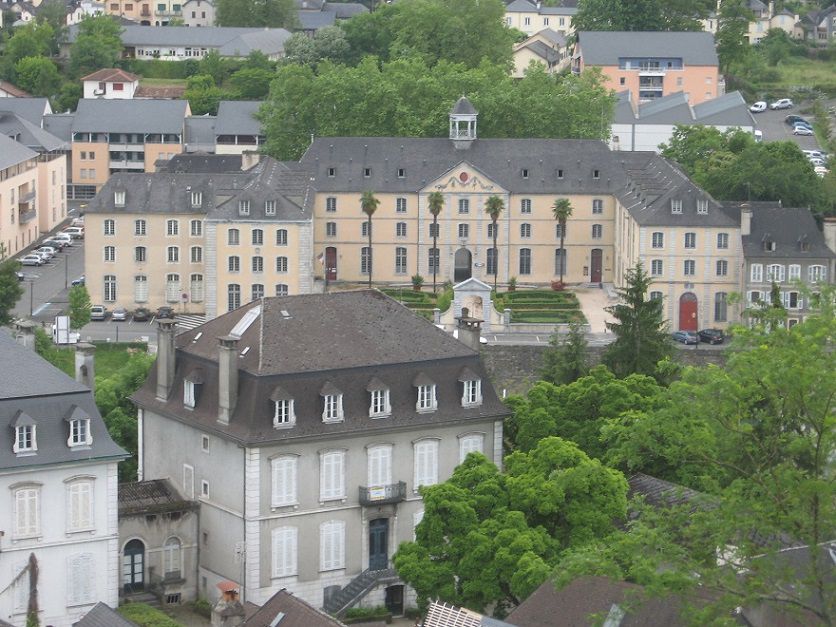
[191,246,202,263]
[273,396,295,427]
[182,464,194,499]
[462,379,482,407]
[66,553,94,606]
[272,526,297,578]
[14,486,40,536]
[396,222,407,237]
[458,223,469,238]
[716,259,728,276]
[652,232,664,248]
[252,229,264,246]
[275,284,288,297]
[14,424,36,454]
[276,229,288,246]
[555,224,566,239]
[167,219,179,236]
[367,445,392,487]
[239,200,250,215]
[414,439,439,489]
[326,222,337,237]
[191,191,202,207]
[809,265,826,282]
[766,264,785,282]
[650,290,663,301]
[104,219,115,235]
[135,275,148,302]
[361,247,371,274]
[458,433,484,463]
[67,479,93,532]
[228,228,240,245]
[429,247,440,273]
[520,198,531,214]
[717,232,729,249]
[252,284,265,301]
[369,387,390,417]
[520,248,532,274]
[320,451,345,501]
[326,197,337,212]
[520,223,532,238]
[651,259,663,276]
[788,264,801,281]
[252,256,264,273]
[787,291,802,309]
[265,200,276,215]
[320,520,345,571]
[592,224,602,239]
[114,191,126,207]
[201,480,209,498]
[271,456,297,506]
[361,221,371,238]
[714,292,728,322]
[276,257,288,273]
[166,274,181,302]
[102,274,116,302]
[592,199,603,214]
[163,537,181,579]
[191,219,202,236]
[671,199,682,214]
[684,260,696,276]
[750,263,763,282]
[395,247,407,275]
[135,219,146,236]
[68,416,92,447]
[322,391,343,422]
[458,198,469,214]
[190,274,203,302]
[228,256,240,272]
[135,246,146,262]
[167,246,179,263]
[416,383,436,412]
[684,232,696,248]
[697,199,709,214]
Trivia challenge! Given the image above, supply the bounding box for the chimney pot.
[217,335,239,425]
[75,342,96,392]
[156,320,177,401]
[740,204,753,237]
[455,313,483,351]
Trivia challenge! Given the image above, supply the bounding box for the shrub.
[191,598,212,618]
[118,603,183,627]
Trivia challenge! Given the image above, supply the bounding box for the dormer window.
[321,383,344,423]
[114,191,126,207]
[521,168,529,179]
[327,167,336,177]
[190,191,202,207]
[364,167,372,177]
[762,239,776,252]
[671,199,682,214]
[397,168,405,178]
[11,411,37,455]
[239,200,250,216]
[414,373,437,412]
[65,406,92,448]
[367,378,391,418]
[271,386,295,428]
[265,200,276,215]
[556,169,564,179]
[593,169,600,179]
[458,368,482,407]
[697,199,708,214]
[183,369,204,409]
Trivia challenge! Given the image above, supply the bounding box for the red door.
[590,249,602,283]
[679,293,698,331]
[325,247,337,281]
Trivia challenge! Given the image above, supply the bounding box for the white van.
[753,130,763,143]
[52,233,73,246]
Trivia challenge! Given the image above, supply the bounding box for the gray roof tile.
[0,111,67,152]
[0,133,38,171]
[73,99,188,134]
[184,115,217,151]
[738,204,836,260]
[73,602,138,627]
[43,113,75,142]
[578,31,719,66]
[119,479,197,515]
[216,100,263,136]
[0,97,51,125]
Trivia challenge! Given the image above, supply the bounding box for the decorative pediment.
[423,162,506,194]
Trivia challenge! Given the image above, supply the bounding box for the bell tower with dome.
[449,96,478,150]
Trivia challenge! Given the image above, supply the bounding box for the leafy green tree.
[540,322,589,386]
[197,49,228,85]
[0,244,24,325]
[283,33,318,66]
[603,263,672,379]
[215,0,297,28]
[716,0,754,73]
[394,438,628,613]
[552,198,572,284]
[69,15,122,78]
[485,195,504,292]
[572,0,712,32]
[1,22,54,80]
[243,50,273,71]
[427,191,444,293]
[228,67,275,99]
[14,57,61,97]
[360,190,379,288]
[67,285,91,330]
[184,74,225,115]
[54,82,82,112]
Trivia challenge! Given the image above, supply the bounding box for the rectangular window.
[184,381,196,408]
[167,274,181,302]
[326,222,337,237]
[191,246,202,263]
[104,275,117,302]
[14,488,39,536]
[238,200,250,215]
[252,284,264,301]
[104,219,115,235]
[67,481,93,531]
[652,232,664,248]
[264,200,276,215]
[134,275,148,302]
[104,246,115,262]
[519,248,532,274]
[323,394,342,422]
[167,246,179,263]
[326,197,337,212]
[361,247,370,274]
[276,257,288,273]
[592,199,603,214]
[370,389,389,417]
[396,222,407,237]
[396,197,407,213]
[367,445,392,487]
[462,379,481,406]
[671,199,682,214]
[397,168,405,178]
[750,263,763,282]
[320,451,345,500]
[67,553,94,606]
[273,399,294,427]
[788,264,801,281]
[191,191,202,207]
[716,260,728,276]
[555,224,566,239]
[520,198,531,214]
[414,440,439,489]
[458,198,469,214]
[320,520,345,571]
[361,221,371,238]
[714,292,728,322]
[272,526,297,578]
[190,274,204,303]
[486,248,497,275]
[717,232,729,249]
[458,434,484,463]
[520,223,531,238]
[417,384,436,411]
[651,259,663,276]
[767,264,785,282]
[229,256,240,272]
[276,229,288,246]
[201,480,209,498]
[684,260,696,276]
[458,223,469,238]
[252,256,264,273]
[228,228,239,245]
[15,425,35,453]
[697,199,709,214]
[554,249,566,275]
[252,229,264,245]
[592,224,602,239]
[272,456,297,507]
[428,248,439,273]
[135,219,146,236]
[395,247,407,275]
[684,232,696,249]
[191,220,202,236]
[167,219,179,236]
[429,223,439,238]
[808,265,826,282]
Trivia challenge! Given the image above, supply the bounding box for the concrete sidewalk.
[573,286,616,334]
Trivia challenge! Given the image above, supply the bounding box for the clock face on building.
[459,172,469,183]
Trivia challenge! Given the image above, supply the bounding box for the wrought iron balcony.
[359,481,406,506]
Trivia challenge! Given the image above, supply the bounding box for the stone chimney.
[823,217,836,255]
[217,336,239,425]
[13,319,37,350]
[155,319,177,401]
[455,307,483,351]
[240,150,261,171]
[74,343,96,391]
[211,582,245,627]
[740,204,752,237]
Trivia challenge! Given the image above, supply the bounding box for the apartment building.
[182,0,215,27]
[504,0,577,37]
[0,331,127,627]
[132,291,509,609]
[214,101,265,155]
[511,28,570,78]
[83,157,313,316]
[573,31,721,105]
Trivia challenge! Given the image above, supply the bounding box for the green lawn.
[769,56,836,95]
[47,342,148,378]
[494,289,586,324]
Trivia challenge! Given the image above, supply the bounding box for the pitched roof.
[80,68,139,83]
[42,113,75,141]
[0,80,30,97]
[297,9,336,29]
[73,602,138,627]
[578,31,719,66]
[0,110,67,152]
[216,100,263,136]
[243,589,345,627]
[519,40,561,65]
[451,96,478,116]
[119,479,197,515]
[325,2,367,18]
[160,152,243,174]
[72,99,188,134]
[423,600,513,626]
[0,132,39,170]
[627,473,706,509]
[0,97,51,125]
[739,205,836,260]
[692,91,756,127]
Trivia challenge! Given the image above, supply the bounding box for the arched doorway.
[123,539,145,593]
[679,293,698,331]
[454,248,472,283]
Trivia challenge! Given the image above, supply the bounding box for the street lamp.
[26,275,39,317]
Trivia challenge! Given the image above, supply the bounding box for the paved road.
[752,104,824,152]
[13,241,85,321]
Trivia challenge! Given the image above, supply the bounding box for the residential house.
[0,332,127,627]
[736,203,836,326]
[118,479,200,605]
[702,0,801,43]
[799,4,836,43]
[66,0,106,26]
[63,24,292,60]
[504,0,577,37]
[132,291,509,611]
[573,31,721,104]
[295,0,367,36]
[0,81,29,98]
[611,90,755,152]
[613,152,742,332]
[81,69,140,100]
[82,156,314,315]
[511,28,570,78]
[181,0,215,27]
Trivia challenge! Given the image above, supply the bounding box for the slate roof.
[73,602,138,627]
[243,589,345,627]
[0,330,128,471]
[0,133,38,171]
[80,68,139,83]
[0,97,51,125]
[300,137,620,195]
[628,473,706,509]
[216,100,263,136]
[184,116,217,151]
[692,91,756,127]
[160,152,243,174]
[451,96,478,115]
[739,205,836,260]
[519,40,561,65]
[119,478,197,515]
[42,113,75,141]
[297,9,336,29]
[0,110,67,152]
[72,99,188,134]
[131,291,509,447]
[325,2,367,18]
[577,31,719,66]
[505,0,576,14]
[534,28,567,46]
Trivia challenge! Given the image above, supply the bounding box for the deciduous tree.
[14,57,61,97]
[69,15,122,78]
[540,322,589,386]
[0,244,24,325]
[67,284,91,330]
[572,0,712,32]
[215,0,297,28]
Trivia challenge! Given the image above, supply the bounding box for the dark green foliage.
[14,57,61,97]
[67,285,91,330]
[603,263,672,379]
[69,15,122,78]
[1,22,54,80]
[184,74,226,115]
[572,0,713,32]
[228,67,276,99]
[117,603,183,626]
[53,82,82,112]
[715,0,753,72]
[540,322,589,386]
[0,245,24,326]
[283,26,351,67]
[215,0,298,28]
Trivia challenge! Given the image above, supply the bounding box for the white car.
[52,233,73,246]
[63,227,84,239]
[814,166,830,177]
[793,125,813,136]
[809,157,826,167]
[770,98,793,110]
[20,254,43,266]
[34,248,55,261]
[749,101,767,113]
[37,246,58,257]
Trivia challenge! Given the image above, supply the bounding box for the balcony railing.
[359,481,406,506]
[19,190,35,203]
[18,208,37,223]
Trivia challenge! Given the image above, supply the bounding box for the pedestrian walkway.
[573,285,616,334]
[175,314,206,331]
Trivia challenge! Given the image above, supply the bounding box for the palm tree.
[360,190,380,289]
[552,198,573,285]
[485,195,504,293]
[427,191,444,294]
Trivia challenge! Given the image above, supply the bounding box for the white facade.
[182,0,215,27]
[610,122,755,152]
[82,79,139,100]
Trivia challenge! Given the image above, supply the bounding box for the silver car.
[111,307,129,321]
[20,254,43,266]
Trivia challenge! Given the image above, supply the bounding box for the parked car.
[63,227,84,239]
[672,330,699,345]
[749,101,767,113]
[70,217,84,227]
[51,234,73,246]
[111,307,129,321]
[809,157,826,167]
[37,246,58,258]
[156,306,175,319]
[71,275,85,286]
[132,307,151,322]
[90,305,107,321]
[802,149,824,159]
[698,328,725,344]
[770,98,793,109]
[793,125,814,136]
[32,249,53,262]
[42,238,67,250]
[16,271,24,281]
[20,254,43,266]
[785,114,809,126]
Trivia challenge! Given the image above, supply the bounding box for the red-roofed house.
[81,68,140,100]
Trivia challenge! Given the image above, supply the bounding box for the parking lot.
[751,102,826,153]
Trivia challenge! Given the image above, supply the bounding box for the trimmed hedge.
[511,310,585,323]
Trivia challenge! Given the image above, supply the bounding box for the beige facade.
[504,6,575,37]
[36,153,68,236]
[72,140,184,190]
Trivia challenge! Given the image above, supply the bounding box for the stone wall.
[480,344,728,396]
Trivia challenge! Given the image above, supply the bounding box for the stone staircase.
[322,568,398,617]
[122,590,161,608]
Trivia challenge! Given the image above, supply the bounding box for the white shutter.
[272,526,297,577]
[272,457,297,507]
[367,446,392,487]
[16,488,38,536]
[458,434,484,463]
[12,561,28,611]
[320,451,344,500]
[183,464,194,499]
[67,553,93,605]
[750,264,762,282]
[413,510,424,540]
[414,440,439,488]
[320,520,345,571]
